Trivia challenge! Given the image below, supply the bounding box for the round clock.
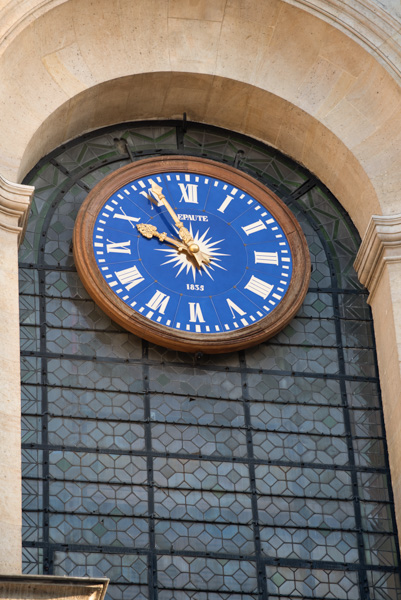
[73,156,310,353]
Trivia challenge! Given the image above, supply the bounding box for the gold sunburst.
[155,225,229,282]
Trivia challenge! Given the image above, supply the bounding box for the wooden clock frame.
[73,156,311,354]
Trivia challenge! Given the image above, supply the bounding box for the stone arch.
[20,72,379,237]
[1,0,400,235]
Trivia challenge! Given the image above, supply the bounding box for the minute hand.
[148,179,210,267]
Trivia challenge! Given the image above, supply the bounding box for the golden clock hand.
[148,179,211,267]
[137,222,212,268]
[148,180,181,228]
[137,223,187,251]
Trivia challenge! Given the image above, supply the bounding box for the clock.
[73,156,310,353]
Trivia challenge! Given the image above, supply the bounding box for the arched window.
[20,122,401,600]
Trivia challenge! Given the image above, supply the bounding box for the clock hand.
[137,222,212,268]
[137,223,188,252]
[148,179,211,267]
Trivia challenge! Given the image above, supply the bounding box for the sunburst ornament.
[156,224,229,282]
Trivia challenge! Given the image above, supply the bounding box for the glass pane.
[265,565,359,599]
[53,551,148,582]
[157,556,258,593]
[261,527,358,562]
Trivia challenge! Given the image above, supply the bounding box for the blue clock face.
[91,169,293,335]
[74,157,310,353]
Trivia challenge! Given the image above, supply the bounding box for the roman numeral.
[254,251,279,265]
[242,220,267,236]
[178,183,198,204]
[217,195,234,213]
[146,290,170,314]
[106,239,131,254]
[113,210,140,227]
[226,298,246,319]
[144,189,163,207]
[244,276,273,299]
[189,302,205,323]
[115,265,144,290]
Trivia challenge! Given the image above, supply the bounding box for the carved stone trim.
[1,1,401,84]
[286,0,401,84]
[0,174,34,245]
[0,575,109,600]
[354,214,401,299]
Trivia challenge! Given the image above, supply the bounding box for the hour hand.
[137,223,187,252]
[137,223,211,267]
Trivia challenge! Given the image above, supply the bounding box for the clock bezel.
[73,155,310,354]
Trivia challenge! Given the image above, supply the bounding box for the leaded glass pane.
[104,585,149,600]
[46,328,143,359]
[48,417,145,451]
[257,496,355,529]
[252,430,349,464]
[260,526,359,562]
[148,343,241,368]
[53,551,148,582]
[255,464,353,498]
[153,489,252,523]
[22,548,43,575]
[151,423,247,458]
[358,472,391,502]
[157,556,258,593]
[364,532,399,566]
[153,458,250,492]
[155,520,255,555]
[45,270,91,299]
[49,514,149,547]
[296,186,362,290]
[265,565,359,599]
[21,384,41,415]
[23,512,42,542]
[245,343,340,374]
[148,365,242,399]
[150,394,245,427]
[246,374,342,404]
[48,481,148,516]
[56,132,129,174]
[250,403,345,434]
[367,570,401,600]
[22,479,43,510]
[45,297,116,330]
[46,358,143,392]
[48,388,144,420]
[361,502,394,532]
[49,451,147,484]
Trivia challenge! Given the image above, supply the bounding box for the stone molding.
[0,175,34,245]
[0,575,109,600]
[0,1,67,54]
[354,213,401,298]
[286,0,401,80]
[1,0,401,82]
